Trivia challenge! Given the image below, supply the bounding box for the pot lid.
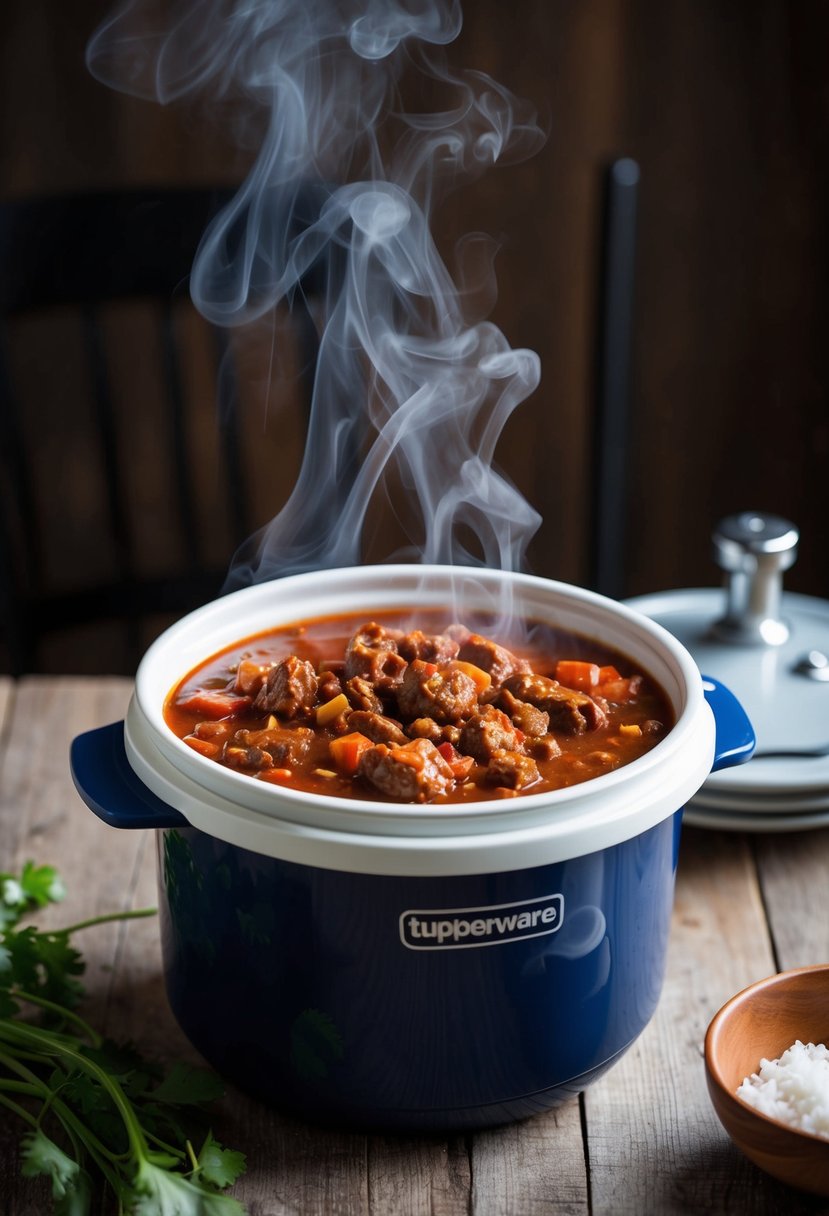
[683,803,829,834]
[627,513,829,804]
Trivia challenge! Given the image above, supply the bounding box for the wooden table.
[1,675,828,1215]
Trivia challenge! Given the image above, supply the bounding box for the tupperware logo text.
[400,894,564,951]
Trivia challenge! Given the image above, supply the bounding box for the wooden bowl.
[704,965,829,1196]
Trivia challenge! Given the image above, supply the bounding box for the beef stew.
[164,609,673,804]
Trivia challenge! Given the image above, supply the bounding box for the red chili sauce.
[163,609,674,805]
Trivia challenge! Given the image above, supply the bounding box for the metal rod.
[589,157,640,599]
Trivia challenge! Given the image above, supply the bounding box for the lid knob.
[711,512,799,646]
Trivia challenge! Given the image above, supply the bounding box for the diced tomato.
[177,690,251,719]
[329,732,373,776]
[436,741,475,780]
[555,660,600,693]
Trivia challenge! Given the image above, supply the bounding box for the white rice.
[736,1040,829,1139]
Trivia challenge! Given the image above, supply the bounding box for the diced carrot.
[598,665,622,684]
[596,675,643,704]
[316,692,349,726]
[329,731,373,776]
[178,690,251,719]
[619,722,642,738]
[258,767,293,784]
[555,660,600,693]
[447,660,492,695]
[183,735,221,759]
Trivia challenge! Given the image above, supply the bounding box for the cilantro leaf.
[82,1039,160,1101]
[2,864,248,1214]
[151,1063,226,1107]
[0,876,25,924]
[4,925,85,1007]
[131,1159,247,1216]
[21,1128,81,1199]
[54,1168,92,1216]
[20,861,67,908]
[0,940,13,981]
[194,1135,247,1190]
[0,862,66,929]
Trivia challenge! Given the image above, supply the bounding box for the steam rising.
[87,0,545,588]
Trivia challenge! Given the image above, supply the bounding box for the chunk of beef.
[254,656,318,719]
[317,668,344,703]
[397,630,460,665]
[396,660,479,724]
[642,719,665,736]
[193,720,233,741]
[358,738,455,803]
[269,727,314,767]
[406,718,462,747]
[234,657,276,697]
[584,750,620,772]
[457,633,530,687]
[526,735,562,761]
[485,749,541,790]
[223,744,274,771]
[344,622,407,693]
[347,710,408,746]
[458,705,522,763]
[345,676,384,713]
[232,726,313,768]
[501,673,607,734]
[496,688,550,737]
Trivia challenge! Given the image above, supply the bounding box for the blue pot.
[71,566,754,1130]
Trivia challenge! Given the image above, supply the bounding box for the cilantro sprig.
[0,862,247,1214]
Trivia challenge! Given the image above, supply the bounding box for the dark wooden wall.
[2,0,827,672]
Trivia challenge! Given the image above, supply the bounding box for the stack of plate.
[626,588,829,832]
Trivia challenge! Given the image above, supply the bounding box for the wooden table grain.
[1,675,828,1215]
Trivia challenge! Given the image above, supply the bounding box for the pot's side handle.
[702,676,756,772]
[71,722,188,830]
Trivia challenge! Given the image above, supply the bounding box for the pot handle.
[702,676,756,772]
[71,683,753,825]
[71,722,188,830]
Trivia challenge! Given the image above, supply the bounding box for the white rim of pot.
[126,565,714,874]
